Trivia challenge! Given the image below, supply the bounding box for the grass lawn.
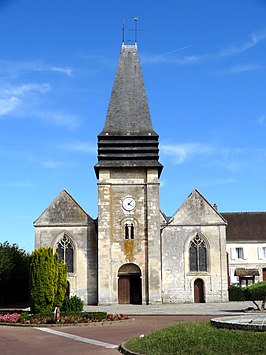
[124,320,266,355]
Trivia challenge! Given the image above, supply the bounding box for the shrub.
[61,295,84,312]
[228,285,245,301]
[0,242,30,306]
[242,282,266,310]
[29,247,67,313]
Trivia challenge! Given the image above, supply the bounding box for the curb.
[0,318,133,327]
[118,341,145,355]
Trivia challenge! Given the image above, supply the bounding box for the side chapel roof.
[34,189,93,227]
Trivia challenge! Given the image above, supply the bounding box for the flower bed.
[0,311,129,325]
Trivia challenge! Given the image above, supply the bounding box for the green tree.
[30,247,67,313]
[54,260,67,307]
[0,242,30,305]
[242,282,266,311]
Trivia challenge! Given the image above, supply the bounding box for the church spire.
[101,44,156,136]
[95,44,163,178]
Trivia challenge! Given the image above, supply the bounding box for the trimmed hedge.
[228,285,245,301]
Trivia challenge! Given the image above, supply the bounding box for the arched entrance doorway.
[118,263,142,304]
[194,278,205,303]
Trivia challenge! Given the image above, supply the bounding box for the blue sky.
[0,0,266,252]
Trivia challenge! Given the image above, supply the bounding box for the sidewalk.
[84,301,256,316]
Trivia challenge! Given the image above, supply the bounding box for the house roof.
[221,212,266,242]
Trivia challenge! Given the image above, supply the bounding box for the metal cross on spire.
[122,17,142,45]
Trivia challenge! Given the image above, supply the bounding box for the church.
[34,43,265,305]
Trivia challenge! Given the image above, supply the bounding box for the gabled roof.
[168,189,227,226]
[34,189,93,227]
[221,212,266,242]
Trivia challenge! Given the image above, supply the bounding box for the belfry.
[95,44,163,304]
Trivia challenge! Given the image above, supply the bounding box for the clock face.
[122,197,136,211]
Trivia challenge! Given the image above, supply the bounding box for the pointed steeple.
[101,44,156,136]
[95,44,163,178]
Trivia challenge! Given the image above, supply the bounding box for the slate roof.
[95,44,163,177]
[221,212,266,242]
[100,44,156,136]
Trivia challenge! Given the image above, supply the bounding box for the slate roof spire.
[95,44,163,177]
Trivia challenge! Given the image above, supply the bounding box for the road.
[1,315,214,355]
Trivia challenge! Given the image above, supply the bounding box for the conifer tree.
[30,247,67,313]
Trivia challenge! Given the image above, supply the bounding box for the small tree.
[30,247,67,313]
[242,282,266,311]
[0,242,30,305]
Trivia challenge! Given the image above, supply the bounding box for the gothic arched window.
[56,235,74,272]
[189,234,207,272]
[125,222,134,240]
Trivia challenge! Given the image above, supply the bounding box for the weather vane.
[122,17,142,45]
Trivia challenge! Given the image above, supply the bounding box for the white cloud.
[0,96,21,115]
[219,29,266,57]
[161,143,214,164]
[141,53,206,66]
[40,159,75,169]
[219,64,262,75]
[0,59,73,77]
[35,110,79,128]
[3,83,51,96]
[0,83,51,117]
[46,66,73,76]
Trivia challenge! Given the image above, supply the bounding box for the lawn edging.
[118,341,144,355]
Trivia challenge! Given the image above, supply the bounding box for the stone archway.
[118,263,142,304]
[194,278,205,303]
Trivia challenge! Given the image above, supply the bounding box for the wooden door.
[263,268,266,281]
[194,279,205,303]
[118,276,130,304]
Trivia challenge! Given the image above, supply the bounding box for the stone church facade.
[34,44,230,305]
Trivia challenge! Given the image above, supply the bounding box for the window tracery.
[189,234,207,272]
[56,235,74,272]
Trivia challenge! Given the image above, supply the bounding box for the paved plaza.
[84,300,256,315]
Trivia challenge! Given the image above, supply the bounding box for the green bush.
[61,295,84,312]
[228,285,245,301]
[29,247,67,313]
[242,282,266,310]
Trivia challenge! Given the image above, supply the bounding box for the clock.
[122,197,136,211]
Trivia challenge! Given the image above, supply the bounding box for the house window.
[125,223,134,239]
[258,247,266,260]
[230,247,245,260]
[189,234,207,272]
[56,235,74,272]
